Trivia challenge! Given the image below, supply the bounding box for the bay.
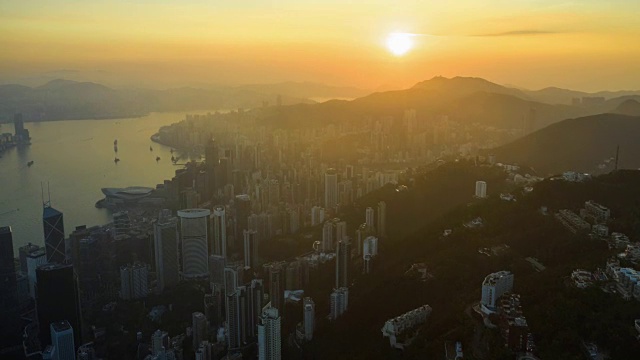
[0,112,195,256]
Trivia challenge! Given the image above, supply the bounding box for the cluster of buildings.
[381,305,432,350]
[0,113,31,154]
[495,293,536,354]
[555,200,611,235]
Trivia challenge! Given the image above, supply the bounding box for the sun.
[386,32,414,56]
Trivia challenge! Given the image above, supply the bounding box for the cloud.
[473,30,561,37]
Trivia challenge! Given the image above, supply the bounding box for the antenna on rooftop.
[42,181,51,208]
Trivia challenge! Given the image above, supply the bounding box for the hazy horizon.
[2,1,639,92]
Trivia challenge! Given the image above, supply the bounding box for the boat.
[27,161,34,167]
[150,146,153,151]
[156,156,161,161]
[114,158,120,163]
[114,139,118,146]
[114,145,118,153]
[170,148,174,154]
[171,155,176,163]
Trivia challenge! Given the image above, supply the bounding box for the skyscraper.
[0,226,16,308]
[26,248,47,298]
[208,255,226,288]
[192,312,207,348]
[249,279,264,338]
[475,181,487,199]
[178,209,211,280]
[365,207,375,232]
[330,287,348,321]
[257,306,281,360]
[268,264,283,314]
[335,239,351,289]
[243,230,258,270]
[151,329,170,356]
[324,169,338,210]
[234,195,251,256]
[36,263,82,347]
[119,263,149,300]
[303,297,315,341]
[224,265,240,296]
[206,137,219,199]
[50,321,75,360]
[154,210,180,293]
[226,286,249,349]
[377,201,387,237]
[321,221,333,252]
[211,206,227,258]
[43,205,66,264]
[18,242,40,274]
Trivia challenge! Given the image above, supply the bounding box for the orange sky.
[1,1,639,91]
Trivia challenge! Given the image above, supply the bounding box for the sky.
[1,0,639,91]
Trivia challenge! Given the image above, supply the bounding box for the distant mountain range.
[0,79,327,122]
[255,76,635,130]
[2,76,638,126]
[490,113,640,175]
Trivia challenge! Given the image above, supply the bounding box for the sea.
[0,111,200,256]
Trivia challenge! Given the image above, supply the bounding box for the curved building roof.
[101,187,154,200]
[177,209,211,218]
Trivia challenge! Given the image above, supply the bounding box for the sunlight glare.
[386,32,414,56]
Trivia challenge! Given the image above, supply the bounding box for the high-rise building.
[19,242,40,274]
[206,137,219,198]
[208,255,226,288]
[268,264,284,314]
[310,206,325,226]
[324,169,338,210]
[249,279,264,338]
[321,218,346,252]
[475,181,487,199]
[225,289,241,350]
[365,207,375,232]
[50,320,76,360]
[178,209,211,279]
[76,342,96,360]
[224,265,240,296]
[481,271,514,310]
[119,263,149,300]
[234,195,251,255]
[192,312,208,348]
[377,201,387,237]
[211,206,227,258]
[26,248,47,298]
[151,329,170,356]
[257,306,281,360]
[36,263,82,347]
[243,230,259,269]
[154,210,180,293]
[0,226,16,305]
[335,239,350,289]
[329,287,348,320]
[43,205,66,264]
[303,297,315,341]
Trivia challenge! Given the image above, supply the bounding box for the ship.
[27,161,34,167]
[150,146,153,151]
[114,139,118,146]
[156,156,161,162]
[114,157,120,163]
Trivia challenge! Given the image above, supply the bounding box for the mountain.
[412,76,530,100]
[490,113,640,175]
[256,76,597,130]
[522,86,640,105]
[0,79,314,122]
[614,98,640,116]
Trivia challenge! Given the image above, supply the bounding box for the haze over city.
[2,1,640,360]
